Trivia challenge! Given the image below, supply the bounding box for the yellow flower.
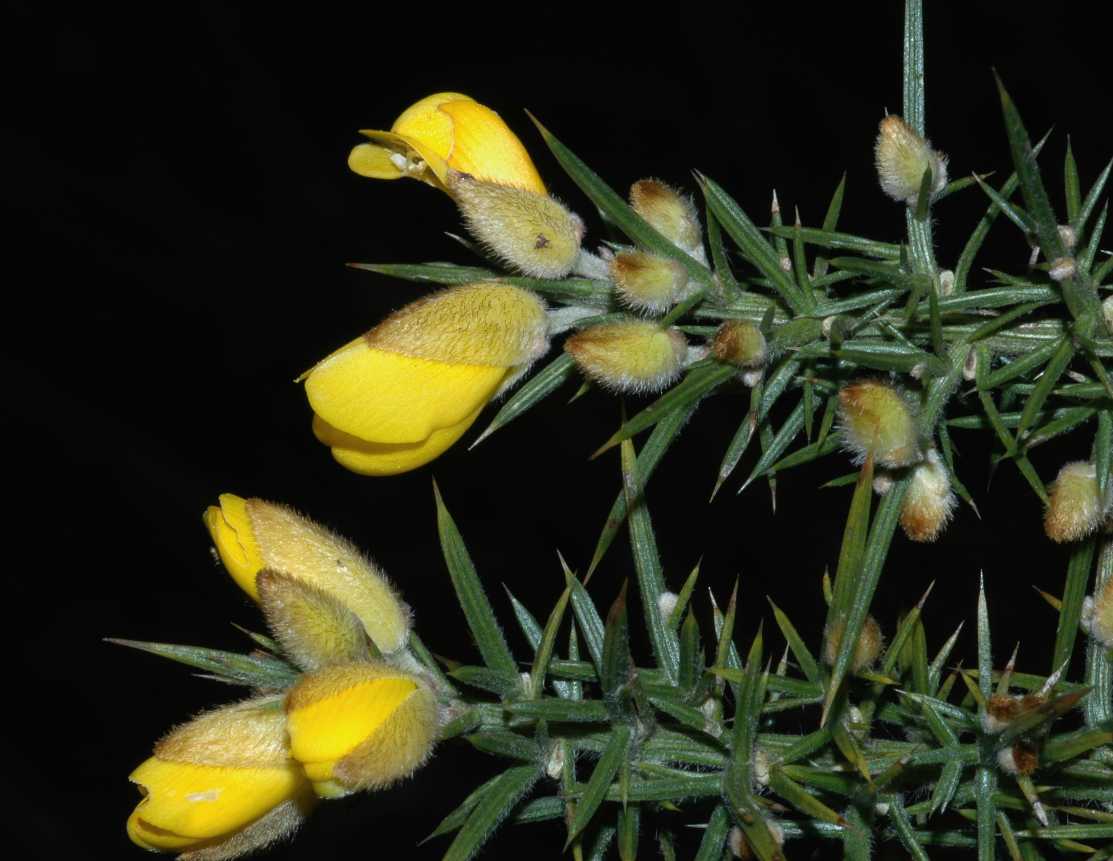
[127,698,314,858]
[202,494,411,655]
[348,92,545,194]
[303,282,549,475]
[285,662,438,799]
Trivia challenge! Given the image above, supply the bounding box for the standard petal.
[129,758,301,840]
[313,408,481,476]
[438,100,546,193]
[305,342,506,443]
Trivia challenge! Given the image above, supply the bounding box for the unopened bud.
[711,321,768,369]
[449,171,583,278]
[629,179,701,253]
[656,591,679,621]
[837,379,922,467]
[565,320,687,393]
[1044,461,1109,543]
[1102,294,1113,335]
[728,820,783,860]
[963,349,978,381]
[939,269,955,297]
[982,693,1047,734]
[610,250,690,313]
[823,615,883,672]
[545,742,566,779]
[1049,256,1076,282]
[900,449,957,542]
[1082,575,1113,649]
[875,115,948,205]
[996,740,1039,776]
[752,747,770,788]
[1058,224,1077,250]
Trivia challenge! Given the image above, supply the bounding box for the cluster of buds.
[126,496,438,858]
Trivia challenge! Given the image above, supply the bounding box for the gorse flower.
[285,662,438,799]
[127,698,314,858]
[304,282,550,475]
[348,92,545,193]
[203,494,411,654]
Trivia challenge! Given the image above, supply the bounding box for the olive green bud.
[837,379,922,468]
[610,250,690,313]
[875,115,947,205]
[629,179,702,253]
[710,321,767,369]
[1044,461,1109,543]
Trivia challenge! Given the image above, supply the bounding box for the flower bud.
[304,283,549,475]
[203,495,411,655]
[629,179,702,253]
[1044,461,1109,543]
[875,115,948,205]
[348,93,546,194]
[823,615,883,672]
[564,320,687,393]
[900,449,957,542]
[449,172,584,279]
[609,250,690,313]
[1082,575,1113,649]
[127,697,314,858]
[997,740,1039,776]
[710,320,767,369]
[1102,294,1113,336]
[837,380,921,468]
[285,662,438,798]
[982,693,1047,734]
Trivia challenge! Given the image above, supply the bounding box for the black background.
[5,3,1110,858]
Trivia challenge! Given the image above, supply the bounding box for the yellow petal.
[313,407,481,476]
[127,808,199,851]
[286,675,418,765]
[437,100,545,193]
[129,758,301,840]
[391,92,471,159]
[347,141,406,180]
[203,494,264,599]
[305,343,506,443]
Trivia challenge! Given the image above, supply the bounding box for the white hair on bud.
[657,591,679,621]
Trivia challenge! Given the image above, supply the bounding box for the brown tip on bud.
[875,115,948,205]
[629,178,702,252]
[609,250,690,313]
[900,449,957,542]
[711,320,768,368]
[564,320,687,393]
[1102,294,1113,336]
[1048,256,1076,282]
[449,172,582,279]
[982,692,1048,734]
[997,740,1039,775]
[837,379,922,468]
[823,615,883,672]
[1044,461,1107,543]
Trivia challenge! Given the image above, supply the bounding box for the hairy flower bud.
[285,662,438,798]
[982,693,1048,734]
[875,115,948,205]
[304,283,549,474]
[203,495,411,655]
[629,179,702,253]
[610,250,690,313]
[837,380,921,467]
[1103,294,1113,336]
[564,320,687,393]
[823,615,883,672]
[348,92,545,194]
[449,172,584,279]
[997,740,1039,776]
[127,698,314,858]
[1044,461,1109,543]
[710,321,767,369]
[1082,575,1113,649]
[900,449,957,542]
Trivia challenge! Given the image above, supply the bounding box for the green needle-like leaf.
[1051,536,1097,678]
[472,354,576,448]
[565,725,632,848]
[1015,336,1076,441]
[693,805,732,861]
[529,585,572,699]
[442,764,540,861]
[768,597,821,685]
[435,483,518,681]
[105,639,298,689]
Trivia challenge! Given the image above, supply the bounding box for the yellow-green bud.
[629,178,702,253]
[1044,461,1108,543]
[875,115,948,205]
[1082,575,1113,649]
[610,250,690,312]
[1103,294,1113,335]
[449,171,584,278]
[710,320,767,369]
[564,320,687,393]
[900,449,957,542]
[837,379,921,467]
[823,615,883,672]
